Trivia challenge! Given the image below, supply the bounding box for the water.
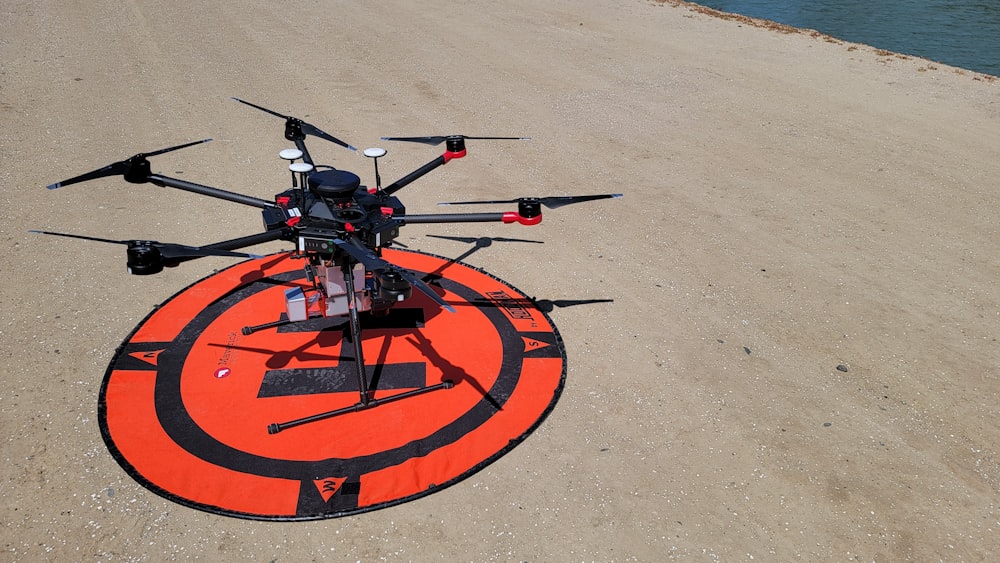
[693,0,1000,77]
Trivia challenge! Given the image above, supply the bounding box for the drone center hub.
[308,169,361,203]
[333,206,367,223]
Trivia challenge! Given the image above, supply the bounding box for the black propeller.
[381,135,530,146]
[438,193,623,209]
[47,138,212,189]
[331,237,456,313]
[28,230,261,260]
[232,97,356,151]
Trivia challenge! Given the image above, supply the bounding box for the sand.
[2,0,998,560]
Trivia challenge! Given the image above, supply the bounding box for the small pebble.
[836,364,849,372]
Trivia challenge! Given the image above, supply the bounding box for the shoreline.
[662,0,999,80]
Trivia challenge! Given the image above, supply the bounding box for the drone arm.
[161,228,291,266]
[382,147,467,196]
[293,138,314,166]
[199,227,292,252]
[382,155,445,196]
[399,211,541,226]
[147,174,276,209]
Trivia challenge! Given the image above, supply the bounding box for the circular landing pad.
[98,249,565,520]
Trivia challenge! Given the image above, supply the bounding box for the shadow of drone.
[366,332,395,393]
[238,252,293,284]
[422,234,543,279]
[217,239,612,376]
[207,321,349,369]
[512,297,614,313]
[416,234,614,315]
[405,330,502,412]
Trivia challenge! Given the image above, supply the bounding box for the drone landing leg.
[266,260,455,435]
[343,260,373,407]
[242,316,301,335]
[241,309,336,335]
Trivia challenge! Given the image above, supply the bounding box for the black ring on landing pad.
[97,249,566,520]
[162,275,520,475]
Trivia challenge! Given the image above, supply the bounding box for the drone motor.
[126,242,164,275]
[376,269,413,303]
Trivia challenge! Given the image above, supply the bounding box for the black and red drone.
[33,98,621,430]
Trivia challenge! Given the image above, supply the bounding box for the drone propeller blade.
[396,268,456,313]
[232,97,356,151]
[331,237,388,271]
[299,122,357,151]
[230,97,288,120]
[29,230,261,260]
[438,193,623,209]
[29,229,125,245]
[381,135,531,147]
[141,138,214,158]
[46,162,122,190]
[155,244,262,260]
[533,194,623,209]
[332,237,455,313]
[47,138,212,189]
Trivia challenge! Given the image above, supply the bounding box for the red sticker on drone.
[99,249,565,520]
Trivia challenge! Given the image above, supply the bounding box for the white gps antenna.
[289,162,314,190]
[279,148,312,188]
[363,147,387,192]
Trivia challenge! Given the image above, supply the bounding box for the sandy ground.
[2,0,998,560]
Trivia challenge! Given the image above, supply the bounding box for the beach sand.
[2,0,998,560]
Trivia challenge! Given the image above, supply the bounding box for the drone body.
[35,98,621,430]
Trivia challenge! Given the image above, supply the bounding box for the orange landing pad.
[98,249,565,520]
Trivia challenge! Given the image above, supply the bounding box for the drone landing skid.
[263,259,455,434]
[267,380,455,434]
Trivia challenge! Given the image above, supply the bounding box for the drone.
[33,98,621,432]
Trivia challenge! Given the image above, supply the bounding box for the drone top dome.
[308,169,361,202]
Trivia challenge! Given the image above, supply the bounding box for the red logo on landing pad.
[99,249,565,520]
